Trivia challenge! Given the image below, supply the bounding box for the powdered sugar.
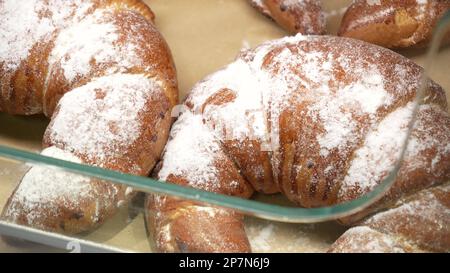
[366,0,382,6]
[249,223,275,252]
[246,219,333,253]
[187,34,309,149]
[314,65,393,157]
[416,0,428,5]
[370,188,447,224]
[48,73,160,163]
[48,8,143,82]
[158,111,222,191]
[347,6,395,32]
[3,146,93,224]
[358,184,450,251]
[402,104,450,173]
[250,0,326,35]
[189,34,308,144]
[2,145,132,227]
[340,101,450,200]
[258,40,393,157]
[191,60,268,141]
[159,223,175,252]
[333,226,406,253]
[191,206,227,218]
[340,102,414,195]
[278,0,325,34]
[0,0,92,71]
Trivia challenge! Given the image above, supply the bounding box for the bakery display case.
[0,0,449,253]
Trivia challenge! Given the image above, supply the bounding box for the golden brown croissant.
[329,183,449,253]
[0,0,178,234]
[248,0,326,34]
[145,35,450,253]
[338,0,450,48]
[250,0,450,49]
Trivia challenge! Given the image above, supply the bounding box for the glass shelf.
[0,144,400,223]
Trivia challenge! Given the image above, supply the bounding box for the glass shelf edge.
[0,145,396,223]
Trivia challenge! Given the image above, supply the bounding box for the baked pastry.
[329,183,449,253]
[145,34,450,253]
[250,0,450,49]
[0,0,178,234]
[248,0,326,34]
[339,0,450,48]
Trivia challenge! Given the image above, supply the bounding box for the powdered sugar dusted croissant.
[1,0,178,234]
[329,183,449,253]
[146,34,449,252]
[339,0,450,48]
[248,0,326,34]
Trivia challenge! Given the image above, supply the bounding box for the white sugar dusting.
[346,7,395,32]
[416,0,428,5]
[4,147,92,224]
[314,65,392,157]
[366,0,381,6]
[49,73,159,163]
[334,226,406,253]
[158,111,222,191]
[250,0,325,34]
[188,34,308,147]
[341,102,450,199]
[358,184,450,250]
[278,0,325,34]
[340,102,414,195]
[191,206,227,218]
[368,187,448,225]
[402,104,450,173]
[246,220,330,253]
[0,0,92,71]
[249,224,275,252]
[159,223,175,251]
[192,60,267,141]
[348,0,433,32]
[259,41,393,157]
[48,8,143,82]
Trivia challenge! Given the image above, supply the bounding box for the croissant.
[0,0,178,234]
[250,0,450,49]
[329,183,449,253]
[248,0,326,35]
[145,35,450,253]
[338,0,450,48]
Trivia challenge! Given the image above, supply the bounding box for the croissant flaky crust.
[0,0,178,234]
[339,0,450,48]
[249,0,450,48]
[329,183,450,253]
[146,35,450,253]
[248,0,326,35]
